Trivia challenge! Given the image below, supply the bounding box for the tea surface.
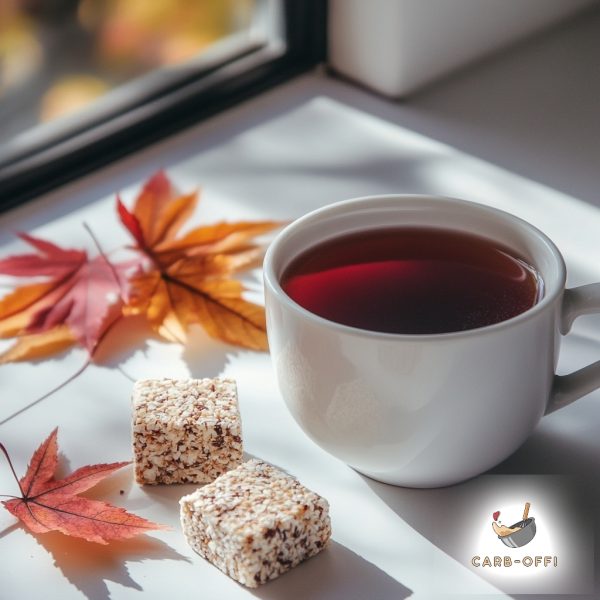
[281,227,542,334]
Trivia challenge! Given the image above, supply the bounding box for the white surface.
[1,77,599,598]
[328,0,596,97]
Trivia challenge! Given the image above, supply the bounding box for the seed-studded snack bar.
[179,459,331,587]
[132,378,242,485]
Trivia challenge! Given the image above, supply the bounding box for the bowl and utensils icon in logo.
[492,502,537,548]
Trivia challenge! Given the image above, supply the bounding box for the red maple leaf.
[0,232,135,359]
[1,428,166,544]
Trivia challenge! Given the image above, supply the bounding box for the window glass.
[0,0,256,146]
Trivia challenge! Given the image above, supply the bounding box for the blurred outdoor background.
[0,0,255,144]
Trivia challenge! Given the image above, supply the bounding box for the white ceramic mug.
[263,195,600,487]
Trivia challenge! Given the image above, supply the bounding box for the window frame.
[0,0,327,212]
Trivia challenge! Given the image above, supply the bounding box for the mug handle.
[546,283,600,414]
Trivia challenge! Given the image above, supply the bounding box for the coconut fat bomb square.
[180,459,331,587]
[132,378,242,485]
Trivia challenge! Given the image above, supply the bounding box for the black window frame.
[0,0,327,212]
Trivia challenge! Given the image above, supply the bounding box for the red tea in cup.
[281,227,542,335]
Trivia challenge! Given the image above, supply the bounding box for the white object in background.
[328,0,597,97]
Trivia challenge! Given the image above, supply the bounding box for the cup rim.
[263,194,567,341]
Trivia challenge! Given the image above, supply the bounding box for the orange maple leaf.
[117,171,281,349]
[1,429,167,544]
